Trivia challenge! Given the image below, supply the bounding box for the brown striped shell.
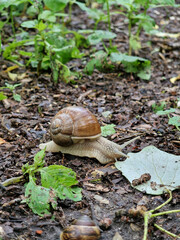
[60,215,101,240]
[50,106,101,146]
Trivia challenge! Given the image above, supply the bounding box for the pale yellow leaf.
[8,72,18,81]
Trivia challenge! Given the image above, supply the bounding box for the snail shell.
[60,215,101,240]
[50,106,101,146]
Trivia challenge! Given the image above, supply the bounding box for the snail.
[60,215,101,240]
[39,106,139,164]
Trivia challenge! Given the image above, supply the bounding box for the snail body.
[60,215,100,240]
[39,106,139,164]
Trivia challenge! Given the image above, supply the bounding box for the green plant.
[0,83,21,101]
[114,0,179,55]
[152,101,166,113]
[76,1,107,30]
[0,92,7,101]
[1,0,86,83]
[143,190,180,240]
[22,149,82,216]
[156,108,180,131]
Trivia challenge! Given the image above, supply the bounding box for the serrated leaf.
[22,149,45,175]
[110,53,151,80]
[101,124,116,137]
[24,178,57,216]
[40,165,82,201]
[34,149,46,167]
[115,146,180,195]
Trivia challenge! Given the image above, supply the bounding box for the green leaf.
[156,108,176,115]
[40,165,78,187]
[129,35,141,51]
[168,116,180,128]
[115,0,134,11]
[101,124,116,137]
[71,47,84,59]
[43,0,68,12]
[0,0,30,11]
[26,5,39,17]
[110,53,151,80]
[0,83,21,91]
[40,165,82,201]
[22,149,45,175]
[0,92,7,100]
[152,102,166,113]
[35,21,47,32]
[3,39,32,60]
[150,0,178,7]
[115,146,180,195]
[21,20,38,28]
[84,50,113,75]
[84,59,97,75]
[24,177,57,216]
[13,93,21,102]
[88,30,116,45]
[76,2,106,20]
[34,149,46,167]
[110,53,147,63]
[18,50,33,57]
[39,10,56,23]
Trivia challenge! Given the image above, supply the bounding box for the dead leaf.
[83,182,109,192]
[0,138,6,145]
[170,74,180,84]
[130,223,141,232]
[112,232,124,240]
[94,195,109,204]
[132,124,152,130]
[91,169,105,178]
[8,72,18,81]
[4,65,19,72]
[17,72,28,80]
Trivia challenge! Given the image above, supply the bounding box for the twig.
[143,190,180,240]
[77,90,93,102]
[154,224,180,239]
[1,176,24,187]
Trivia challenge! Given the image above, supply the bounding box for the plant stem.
[68,1,73,23]
[150,189,172,213]
[128,12,132,55]
[143,212,151,240]
[136,0,150,38]
[142,190,180,240]
[154,224,180,238]
[1,176,24,187]
[10,5,15,37]
[106,0,112,47]
[152,209,180,218]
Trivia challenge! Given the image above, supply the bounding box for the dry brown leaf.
[112,232,124,240]
[0,137,6,145]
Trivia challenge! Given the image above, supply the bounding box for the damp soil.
[0,3,180,240]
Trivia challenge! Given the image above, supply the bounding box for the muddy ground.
[0,3,180,240]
